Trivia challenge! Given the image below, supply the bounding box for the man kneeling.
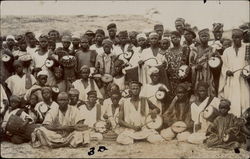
[31,92,90,148]
[116,81,164,145]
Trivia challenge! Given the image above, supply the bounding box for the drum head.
[155,90,165,100]
[203,106,214,119]
[171,121,187,133]
[52,87,59,93]
[145,115,163,130]
[94,121,107,133]
[208,57,221,68]
[101,74,113,83]
[222,133,229,142]
[242,65,250,78]
[45,59,54,68]
[39,104,48,113]
[2,54,11,62]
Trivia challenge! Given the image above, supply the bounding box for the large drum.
[202,106,219,122]
[60,55,77,82]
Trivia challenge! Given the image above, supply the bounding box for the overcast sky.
[1,1,249,30]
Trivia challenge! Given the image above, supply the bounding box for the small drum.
[45,59,54,68]
[94,121,108,133]
[101,74,113,83]
[51,86,60,94]
[39,103,49,114]
[6,115,27,135]
[202,106,219,122]
[178,65,191,79]
[241,65,250,79]
[155,90,166,100]
[145,114,163,130]
[208,57,221,68]
[171,121,187,133]
[1,54,11,62]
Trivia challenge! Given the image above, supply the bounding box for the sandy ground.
[1,140,249,158]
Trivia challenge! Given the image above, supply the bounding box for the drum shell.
[6,115,25,135]
[203,106,219,122]
[160,127,176,140]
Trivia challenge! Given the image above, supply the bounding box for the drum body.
[60,55,77,82]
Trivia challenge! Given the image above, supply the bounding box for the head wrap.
[175,18,185,26]
[107,23,117,30]
[154,24,164,30]
[184,28,196,38]
[61,35,71,42]
[10,95,21,103]
[220,98,231,107]
[213,23,224,32]
[149,32,159,39]
[87,90,97,96]
[80,35,89,42]
[171,31,181,38]
[39,34,49,41]
[118,31,128,38]
[6,35,15,41]
[196,81,209,90]
[110,89,121,96]
[19,54,32,62]
[80,65,90,73]
[102,39,113,47]
[136,33,147,41]
[68,88,80,95]
[129,80,142,87]
[161,37,171,42]
[129,31,138,38]
[85,30,95,36]
[48,30,59,36]
[148,67,159,76]
[95,29,105,37]
[37,70,48,77]
[41,87,52,93]
[198,28,209,36]
[13,60,23,68]
[25,31,35,38]
[232,29,244,37]
[176,82,192,92]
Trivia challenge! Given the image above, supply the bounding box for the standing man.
[175,18,186,45]
[219,29,250,117]
[154,24,164,40]
[107,23,119,46]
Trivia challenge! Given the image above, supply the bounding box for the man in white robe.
[219,29,250,117]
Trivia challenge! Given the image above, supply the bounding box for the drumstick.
[232,64,250,74]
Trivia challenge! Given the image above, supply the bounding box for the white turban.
[136,33,147,41]
[149,32,159,39]
[6,35,15,41]
[148,67,159,76]
[37,70,48,77]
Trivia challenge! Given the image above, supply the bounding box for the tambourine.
[39,103,49,114]
[1,54,11,62]
[45,59,55,68]
[171,121,187,133]
[208,57,221,68]
[60,55,76,68]
[178,65,191,79]
[241,65,250,79]
[144,114,163,130]
[94,120,108,133]
[155,90,166,100]
[121,89,130,98]
[202,106,219,122]
[101,74,113,83]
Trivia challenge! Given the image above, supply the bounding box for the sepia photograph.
[0,0,250,158]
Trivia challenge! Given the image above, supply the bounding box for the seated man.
[68,88,84,108]
[188,82,220,144]
[204,99,245,149]
[78,90,103,141]
[116,81,164,145]
[1,95,34,144]
[160,83,193,142]
[31,92,90,148]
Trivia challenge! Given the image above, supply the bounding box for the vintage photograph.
[0,0,249,158]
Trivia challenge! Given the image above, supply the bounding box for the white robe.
[219,44,250,117]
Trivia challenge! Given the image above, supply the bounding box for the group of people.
[0,17,250,151]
